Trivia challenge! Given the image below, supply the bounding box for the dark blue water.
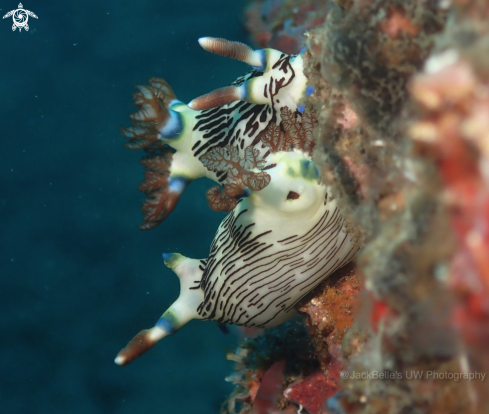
[1,1,250,412]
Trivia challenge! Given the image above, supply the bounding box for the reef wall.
[223,1,489,413]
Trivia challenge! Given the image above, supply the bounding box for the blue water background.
[1,1,251,412]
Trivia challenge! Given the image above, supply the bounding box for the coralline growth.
[220,0,489,413]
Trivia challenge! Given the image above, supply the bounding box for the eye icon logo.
[3,3,37,32]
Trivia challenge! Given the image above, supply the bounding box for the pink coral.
[284,370,337,414]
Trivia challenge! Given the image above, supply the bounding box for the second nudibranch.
[120,37,308,229]
[116,38,358,366]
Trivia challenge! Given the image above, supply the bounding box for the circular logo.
[13,10,27,26]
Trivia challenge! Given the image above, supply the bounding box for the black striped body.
[186,54,304,184]
[193,151,359,328]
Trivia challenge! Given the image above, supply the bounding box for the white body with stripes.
[115,38,358,366]
[162,150,358,330]
[194,151,358,327]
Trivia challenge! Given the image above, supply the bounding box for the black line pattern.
[191,56,297,183]
[195,198,359,328]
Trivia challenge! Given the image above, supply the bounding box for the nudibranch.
[115,38,358,366]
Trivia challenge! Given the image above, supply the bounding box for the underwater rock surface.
[222,0,489,413]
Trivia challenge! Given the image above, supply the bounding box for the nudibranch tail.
[115,253,205,365]
[198,37,264,68]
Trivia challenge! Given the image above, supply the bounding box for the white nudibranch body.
[116,38,358,366]
[192,150,357,329]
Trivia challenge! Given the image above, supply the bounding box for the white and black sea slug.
[115,38,358,366]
